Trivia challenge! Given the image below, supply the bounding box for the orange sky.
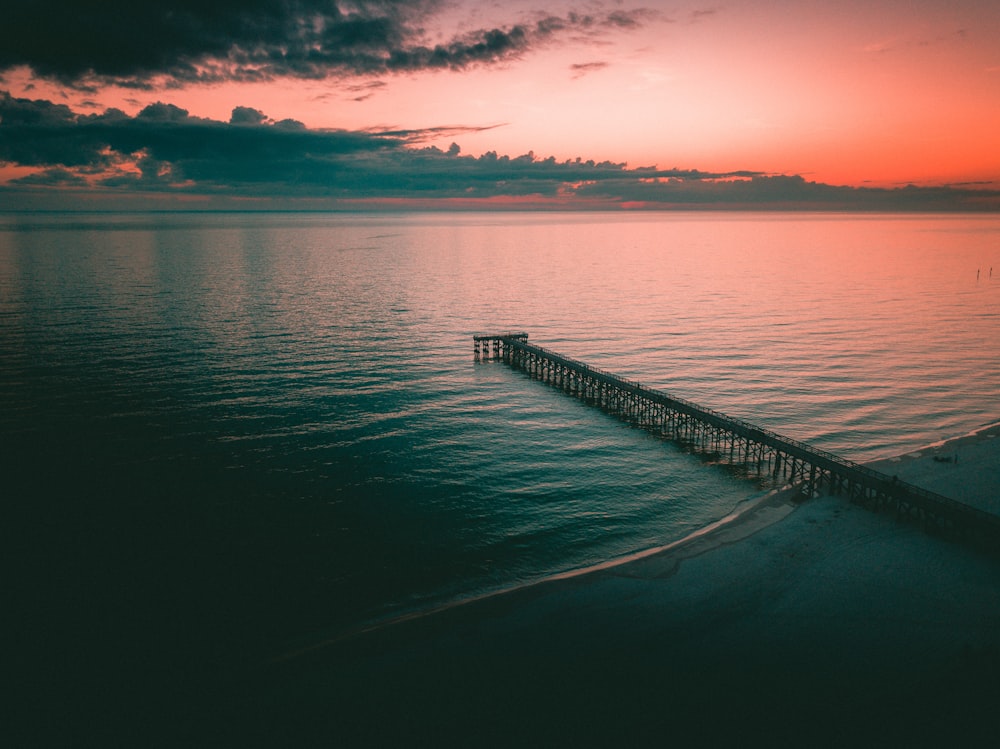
[3,1,1000,190]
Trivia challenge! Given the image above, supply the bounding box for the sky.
[2,0,1000,210]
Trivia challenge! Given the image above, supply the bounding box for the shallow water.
[2,211,998,658]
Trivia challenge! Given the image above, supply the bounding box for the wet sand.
[207,428,1000,748]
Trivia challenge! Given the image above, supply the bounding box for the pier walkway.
[475,332,1000,551]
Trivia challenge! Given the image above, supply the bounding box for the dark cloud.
[344,80,389,101]
[0,91,401,183]
[137,102,193,123]
[11,166,88,187]
[229,106,270,126]
[570,61,609,78]
[369,123,506,142]
[3,92,998,210]
[0,1,658,87]
[605,9,654,28]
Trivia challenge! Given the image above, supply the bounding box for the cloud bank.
[0,1,656,88]
[3,92,998,211]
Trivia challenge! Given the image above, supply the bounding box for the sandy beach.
[207,427,1000,748]
[868,421,1000,515]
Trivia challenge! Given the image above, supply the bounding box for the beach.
[205,426,1000,748]
[868,422,1000,515]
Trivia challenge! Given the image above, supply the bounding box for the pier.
[475,332,1000,551]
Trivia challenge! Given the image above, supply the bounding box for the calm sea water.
[3,211,999,674]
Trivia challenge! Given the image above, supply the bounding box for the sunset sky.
[3,0,1000,209]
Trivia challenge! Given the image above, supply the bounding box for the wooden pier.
[475,332,1000,552]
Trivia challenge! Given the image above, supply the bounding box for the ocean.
[3,210,998,684]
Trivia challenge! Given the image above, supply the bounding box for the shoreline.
[868,420,1000,514]
[279,421,1000,662]
[594,420,1000,580]
[225,427,1000,746]
[613,418,1000,568]
[273,486,798,662]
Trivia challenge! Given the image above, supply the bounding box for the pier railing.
[475,332,1000,553]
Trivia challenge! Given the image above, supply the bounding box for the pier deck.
[475,332,1000,552]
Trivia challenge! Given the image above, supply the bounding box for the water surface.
[2,211,998,666]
